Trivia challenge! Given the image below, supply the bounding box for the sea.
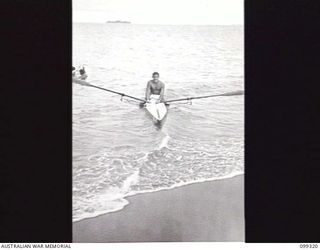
[73,23,244,222]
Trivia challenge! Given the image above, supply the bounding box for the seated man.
[145,72,165,102]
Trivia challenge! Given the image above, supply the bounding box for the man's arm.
[145,81,151,101]
[159,82,165,102]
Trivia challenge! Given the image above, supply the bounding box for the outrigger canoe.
[72,77,243,125]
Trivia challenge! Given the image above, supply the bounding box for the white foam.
[158,135,171,149]
[73,197,129,222]
[73,171,244,222]
[73,171,141,222]
[122,171,140,194]
[126,171,244,198]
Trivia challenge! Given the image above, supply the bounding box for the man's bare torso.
[148,80,164,95]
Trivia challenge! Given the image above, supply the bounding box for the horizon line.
[72,21,244,26]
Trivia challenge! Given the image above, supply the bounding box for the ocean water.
[73,23,244,222]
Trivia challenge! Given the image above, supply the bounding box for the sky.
[73,0,243,25]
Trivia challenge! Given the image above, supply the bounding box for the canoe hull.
[145,95,167,122]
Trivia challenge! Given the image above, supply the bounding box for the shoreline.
[73,174,244,242]
[73,172,244,223]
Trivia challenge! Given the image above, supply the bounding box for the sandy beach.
[73,174,244,242]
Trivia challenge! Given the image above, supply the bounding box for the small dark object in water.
[79,67,88,80]
[79,67,86,75]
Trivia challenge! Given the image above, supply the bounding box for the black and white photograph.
[2,0,320,246]
[72,0,244,242]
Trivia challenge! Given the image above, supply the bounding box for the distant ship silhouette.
[106,20,131,24]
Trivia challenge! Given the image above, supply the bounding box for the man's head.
[152,72,160,83]
[79,67,86,75]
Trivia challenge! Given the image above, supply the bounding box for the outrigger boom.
[164,90,244,103]
[73,78,243,104]
[73,77,244,123]
[72,78,145,103]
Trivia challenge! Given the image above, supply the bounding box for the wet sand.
[73,175,244,242]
